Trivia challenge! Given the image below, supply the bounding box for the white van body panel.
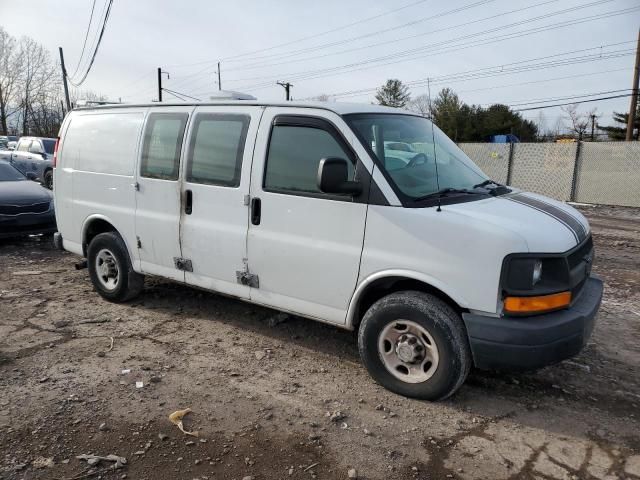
[246,107,369,325]
[134,106,194,281]
[179,105,264,300]
[55,109,146,262]
[357,203,529,317]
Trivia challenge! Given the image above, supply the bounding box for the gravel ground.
[0,205,639,480]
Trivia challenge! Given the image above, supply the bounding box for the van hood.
[446,191,589,253]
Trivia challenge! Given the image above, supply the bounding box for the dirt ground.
[0,205,639,480]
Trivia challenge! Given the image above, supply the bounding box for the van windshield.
[345,114,489,203]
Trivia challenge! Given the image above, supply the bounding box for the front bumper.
[0,211,57,239]
[462,276,603,370]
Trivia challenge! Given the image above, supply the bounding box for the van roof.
[75,100,414,116]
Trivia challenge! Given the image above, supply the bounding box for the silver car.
[8,136,56,189]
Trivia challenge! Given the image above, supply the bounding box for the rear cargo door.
[135,106,193,281]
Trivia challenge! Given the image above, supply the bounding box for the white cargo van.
[53,99,602,400]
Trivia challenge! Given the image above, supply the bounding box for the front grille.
[568,235,594,302]
[0,202,50,215]
[568,235,593,270]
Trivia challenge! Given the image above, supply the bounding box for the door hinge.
[174,257,193,272]
[132,181,140,191]
[136,236,142,249]
[236,259,259,287]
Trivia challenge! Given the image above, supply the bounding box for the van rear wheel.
[358,291,471,401]
[87,232,144,302]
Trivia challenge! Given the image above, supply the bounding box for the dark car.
[0,159,56,238]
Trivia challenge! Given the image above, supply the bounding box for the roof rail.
[75,100,123,107]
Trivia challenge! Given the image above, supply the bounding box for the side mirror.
[26,172,39,181]
[317,157,362,195]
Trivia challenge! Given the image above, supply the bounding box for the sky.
[0,0,638,131]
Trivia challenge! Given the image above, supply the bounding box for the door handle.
[250,197,261,225]
[185,189,193,215]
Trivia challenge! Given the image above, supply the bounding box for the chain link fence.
[459,141,640,207]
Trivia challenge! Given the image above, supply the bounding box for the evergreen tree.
[375,79,411,108]
[597,105,640,140]
[429,88,538,142]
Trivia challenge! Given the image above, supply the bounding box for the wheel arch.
[346,270,469,330]
[81,214,133,259]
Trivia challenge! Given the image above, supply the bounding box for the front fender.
[345,269,471,330]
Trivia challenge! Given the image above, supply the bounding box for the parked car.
[0,159,56,238]
[0,136,8,150]
[53,99,602,400]
[8,136,56,189]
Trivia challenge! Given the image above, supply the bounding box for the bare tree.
[18,37,59,135]
[407,94,431,117]
[0,27,24,135]
[313,93,333,102]
[561,104,597,139]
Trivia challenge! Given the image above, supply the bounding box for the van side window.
[187,114,249,187]
[264,125,354,194]
[140,113,188,180]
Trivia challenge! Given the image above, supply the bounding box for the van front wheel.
[87,232,144,302]
[358,291,471,401]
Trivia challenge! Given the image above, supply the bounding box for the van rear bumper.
[462,276,603,370]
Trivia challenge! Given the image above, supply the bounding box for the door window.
[187,114,249,187]
[16,140,31,152]
[140,113,188,180]
[28,140,43,154]
[264,124,354,194]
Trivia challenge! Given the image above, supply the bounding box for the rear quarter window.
[61,111,145,175]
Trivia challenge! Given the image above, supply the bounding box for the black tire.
[87,232,144,302]
[358,291,471,401]
[43,169,53,190]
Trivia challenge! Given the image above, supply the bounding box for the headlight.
[532,260,542,285]
[501,255,571,314]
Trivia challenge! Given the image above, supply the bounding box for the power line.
[500,88,631,107]
[514,93,633,111]
[67,0,114,87]
[233,6,636,90]
[304,42,634,100]
[227,0,499,67]
[162,87,201,102]
[168,0,498,91]
[455,68,629,95]
[166,0,432,69]
[69,0,98,79]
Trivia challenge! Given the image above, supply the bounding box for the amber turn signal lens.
[504,291,571,314]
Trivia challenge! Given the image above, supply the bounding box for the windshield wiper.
[412,188,477,203]
[472,179,502,189]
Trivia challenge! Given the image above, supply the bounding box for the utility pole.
[157,67,163,102]
[157,68,169,102]
[590,114,596,141]
[626,28,640,141]
[277,81,293,101]
[58,47,71,112]
[217,62,222,91]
